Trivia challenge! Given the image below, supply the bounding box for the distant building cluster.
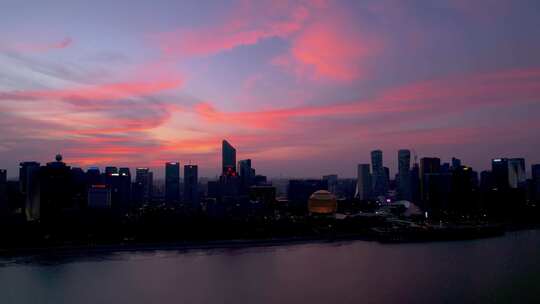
[1,143,540,223]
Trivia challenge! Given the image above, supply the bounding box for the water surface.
[1,230,540,304]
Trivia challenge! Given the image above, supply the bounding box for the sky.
[1,0,540,179]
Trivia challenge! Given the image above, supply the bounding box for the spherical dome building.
[308,190,338,215]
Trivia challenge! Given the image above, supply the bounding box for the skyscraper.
[508,158,526,189]
[0,169,7,214]
[398,150,411,200]
[238,159,255,192]
[184,165,199,207]
[356,164,372,200]
[492,158,509,190]
[532,164,540,201]
[135,168,153,204]
[19,161,41,221]
[222,140,237,176]
[165,162,180,204]
[39,155,73,221]
[420,157,441,202]
[371,150,386,196]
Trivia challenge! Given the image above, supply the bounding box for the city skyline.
[1,0,540,178]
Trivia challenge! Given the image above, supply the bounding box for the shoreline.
[0,227,521,259]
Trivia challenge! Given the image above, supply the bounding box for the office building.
[19,161,41,221]
[508,158,526,189]
[165,162,180,204]
[398,150,411,200]
[222,140,237,176]
[532,164,540,201]
[184,165,199,207]
[420,157,441,202]
[0,169,7,214]
[135,168,153,204]
[355,164,372,200]
[371,150,387,196]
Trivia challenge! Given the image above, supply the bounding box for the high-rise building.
[480,170,493,192]
[323,174,338,194]
[420,157,441,202]
[491,158,509,190]
[356,164,372,200]
[19,161,41,221]
[39,155,74,221]
[184,165,199,207]
[508,158,526,189]
[135,168,153,204]
[371,150,387,196]
[410,163,421,203]
[112,167,132,211]
[532,164,540,201]
[0,169,7,215]
[165,162,180,204]
[222,140,237,176]
[398,150,411,200]
[238,159,255,192]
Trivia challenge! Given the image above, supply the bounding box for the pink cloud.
[195,67,540,130]
[3,37,73,53]
[155,1,318,57]
[0,79,183,105]
[281,17,382,81]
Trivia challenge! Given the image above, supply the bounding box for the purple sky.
[1,0,540,179]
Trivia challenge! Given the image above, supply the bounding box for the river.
[1,230,539,303]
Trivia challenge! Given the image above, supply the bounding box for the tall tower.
[0,169,7,215]
[507,158,526,189]
[222,140,237,176]
[19,161,41,221]
[356,164,372,200]
[184,165,199,207]
[398,149,411,200]
[371,150,386,196]
[165,162,180,204]
[135,168,153,204]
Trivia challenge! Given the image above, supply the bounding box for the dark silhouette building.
[19,161,41,221]
[356,164,371,200]
[532,164,540,202]
[0,169,7,215]
[39,155,74,221]
[184,165,199,207]
[398,149,411,200]
[134,168,153,205]
[420,157,441,203]
[165,162,180,204]
[222,140,237,176]
[371,150,387,197]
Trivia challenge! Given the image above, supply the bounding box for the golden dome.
[308,190,337,214]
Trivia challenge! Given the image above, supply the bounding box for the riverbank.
[0,224,515,259]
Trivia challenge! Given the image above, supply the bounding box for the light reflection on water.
[1,230,539,304]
